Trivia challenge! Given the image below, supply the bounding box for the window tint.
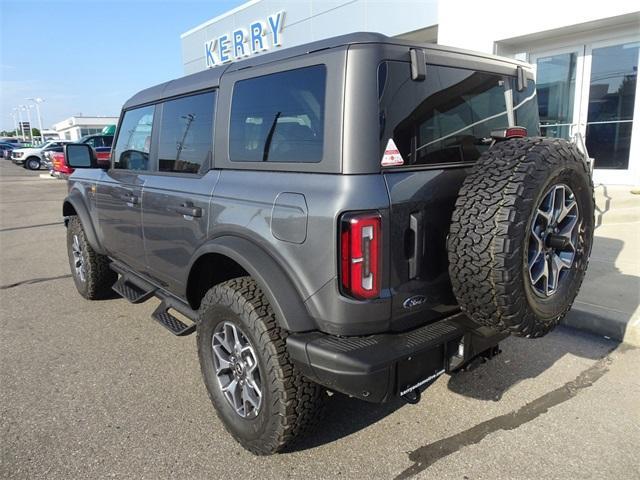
[230,65,326,163]
[103,136,113,147]
[514,81,540,136]
[82,136,99,147]
[378,62,539,166]
[157,91,215,174]
[113,105,154,171]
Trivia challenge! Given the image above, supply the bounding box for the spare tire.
[448,137,594,338]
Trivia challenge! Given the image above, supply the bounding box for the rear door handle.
[408,212,424,279]
[173,202,202,218]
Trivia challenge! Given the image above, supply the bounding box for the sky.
[0,0,244,132]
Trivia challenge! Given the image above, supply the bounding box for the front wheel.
[197,277,324,455]
[66,216,117,299]
[25,157,41,170]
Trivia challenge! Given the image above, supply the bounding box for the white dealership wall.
[181,0,438,75]
[438,0,638,53]
[181,0,640,184]
[52,116,119,141]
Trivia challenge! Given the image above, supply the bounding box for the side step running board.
[109,262,198,337]
[112,276,156,304]
[152,302,196,336]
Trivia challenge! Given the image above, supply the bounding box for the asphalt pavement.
[1,161,638,480]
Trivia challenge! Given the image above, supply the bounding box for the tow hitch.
[398,332,506,405]
[400,368,446,404]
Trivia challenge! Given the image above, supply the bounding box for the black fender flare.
[191,236,317,333]
[63,192,106,255]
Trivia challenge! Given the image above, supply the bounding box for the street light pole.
[26,97,45,144]
[10,111,18,137]
[16,107,24,140]
[24,105,34,142]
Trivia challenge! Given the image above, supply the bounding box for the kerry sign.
[204,11,285,68]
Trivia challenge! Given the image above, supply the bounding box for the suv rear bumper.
[287,312,507,403]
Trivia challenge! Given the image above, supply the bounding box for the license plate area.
[396,345,445,396]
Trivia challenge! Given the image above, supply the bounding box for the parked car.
[0,142,16,159]
[50,134,113,177]
[11,140,73,170]
[78,133,113,149]
[50,151,71,177]
[61,33,595,455]
[43,147,63,170]
[0,137,24,147]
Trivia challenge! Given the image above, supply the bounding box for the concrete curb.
[562,305,640,347]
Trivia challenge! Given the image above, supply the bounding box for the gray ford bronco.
[63,33,594,455]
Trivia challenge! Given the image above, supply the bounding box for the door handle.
[119,193,138,205]
[173,202,202,218]
[408,212,424,280]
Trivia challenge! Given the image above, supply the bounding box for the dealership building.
[52,115,119,141]
[181,0,640,185]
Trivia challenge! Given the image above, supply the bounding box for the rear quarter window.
[229,65,326,163]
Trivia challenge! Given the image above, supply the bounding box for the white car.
[11,140,73,170]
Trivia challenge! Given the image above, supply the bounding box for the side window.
[157,91,215,174]
[103,136,113,147]
[229,65,326,163]
[84,137,98,147]
[113,105,155,171]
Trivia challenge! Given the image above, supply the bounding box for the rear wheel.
[66,216,117,299]
[448,138,594,337]
[25,157,41,170]
[197,277,324,455]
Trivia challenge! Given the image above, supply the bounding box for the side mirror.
[65,143,97,168]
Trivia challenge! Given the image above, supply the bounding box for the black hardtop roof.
[123,32,528,110]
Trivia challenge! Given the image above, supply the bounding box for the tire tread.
[198,277,323,454]
[448,137,594,337]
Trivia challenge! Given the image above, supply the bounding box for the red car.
[51,134,112,177]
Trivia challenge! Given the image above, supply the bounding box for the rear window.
[229,65,326,163]
[378,61,539,167]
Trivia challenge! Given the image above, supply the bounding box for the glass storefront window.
[585,42,638,169]
[535,52,577,139]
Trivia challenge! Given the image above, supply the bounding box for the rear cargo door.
[378,60,538,331]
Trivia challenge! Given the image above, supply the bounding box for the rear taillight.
[490,126,527,140]
[340,212,381,300]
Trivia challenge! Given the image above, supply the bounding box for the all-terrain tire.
[66,216,117,299]
[448,137,594,338]
[197,277,324,455]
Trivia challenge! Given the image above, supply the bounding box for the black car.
[78,133,113,148]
